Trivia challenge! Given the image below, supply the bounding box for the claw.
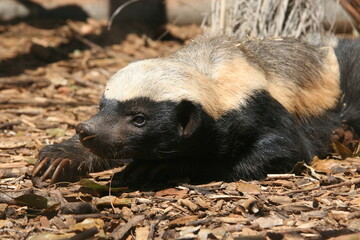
[32,157,50,177]
[40,158,63,181]
[31,176,48,188]
[51,158,71,184]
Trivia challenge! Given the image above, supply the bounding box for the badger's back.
[170,35,341,120]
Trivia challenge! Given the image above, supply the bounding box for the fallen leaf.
[155,188,188,199]
[268,195,292,205]
[94,196,131,207]
[29,232,75,240]
[45,128,66,137]
[254,215,283,229]
[72,218,104,231]
[350,197,360,207]
[305,210,328,218]
[333,141,353,159]
[135,226,150,239]
[271,179,295,188]
[0,140,27,149]
[0,162,28,169]
[0,219,13,228]
[236,181,261,193]
[193,197,211,209]
[179,199,198,212]
[60,202,98,214]
[328,232,360,240]
[347,219,360,232]
[178,225,201,239]
[295,178,319,189]
[213,216,248,224]
[241,197,263,214]
[14,193,51,209]
[168,216,198,227]
[312,158,347,174]
[297,221,319,229]
[329,210,350,220]
[281,202,314,212]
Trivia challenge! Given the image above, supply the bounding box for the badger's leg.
[32,135,115,186]
[114,158,210,186]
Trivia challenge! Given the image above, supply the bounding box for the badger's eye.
[132,114,146,127]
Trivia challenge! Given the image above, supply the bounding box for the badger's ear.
[176,100,202,138]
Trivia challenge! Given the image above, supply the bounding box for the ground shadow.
[0,0,181,77]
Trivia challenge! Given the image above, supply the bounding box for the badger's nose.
[76,123,97,148]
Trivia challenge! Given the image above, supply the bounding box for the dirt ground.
[0,19,359,240]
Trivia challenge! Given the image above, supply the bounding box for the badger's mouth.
[76,131,132,159]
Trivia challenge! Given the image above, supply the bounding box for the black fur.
[35,91,327,183]
[335,38,360,135]
[33,37,360,185]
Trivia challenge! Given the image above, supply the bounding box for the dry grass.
[209,0,326,38]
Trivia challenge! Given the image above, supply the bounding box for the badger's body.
[32,35,360,185]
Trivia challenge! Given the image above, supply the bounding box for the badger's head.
[75,59,213,160]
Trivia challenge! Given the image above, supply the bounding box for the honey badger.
[32,35,360,185]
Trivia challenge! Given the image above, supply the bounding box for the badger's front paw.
[32,147,73,187]
[31,136,91,187]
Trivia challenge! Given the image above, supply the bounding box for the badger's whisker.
[82,135,97,141]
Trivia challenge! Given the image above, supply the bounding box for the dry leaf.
[135,226,150,239]
[72,218,104,231]
[168,216,198,227]
[350,197,360,207]
[178,225,201,239]
[329,232,360,240]
[0,139,27,149]
[179,199,198,212]
[94,196,131,207]
[333,141,353,159]
[29,232,75,240]
[311,158,347,174]
[236,181,261,193]
[281,202,314,212]
[155,188,188,199]
[254,215,284,229]
[268,195,292,205]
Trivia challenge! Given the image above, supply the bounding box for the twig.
[180,184,215,195]
[148,213,167,240]
[0,121,21,129]
[280,178,360,195]
[68,226,99,240]
[322,178,360,190]
[108,0,140,31]
[279,186,321,196]
[266,174,296,179]
[0,191,16,205]
[340,0,360,27]
[0,99,95,108]
[110,215,145,240]
[187,218,212,226]
[72,33,105,53]
[72,213,122,222]
[0,78,50,90]
[209,0,325,38]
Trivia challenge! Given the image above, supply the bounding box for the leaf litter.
[0,19,359,239]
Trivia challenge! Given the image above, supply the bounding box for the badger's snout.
[76,122,98,149]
